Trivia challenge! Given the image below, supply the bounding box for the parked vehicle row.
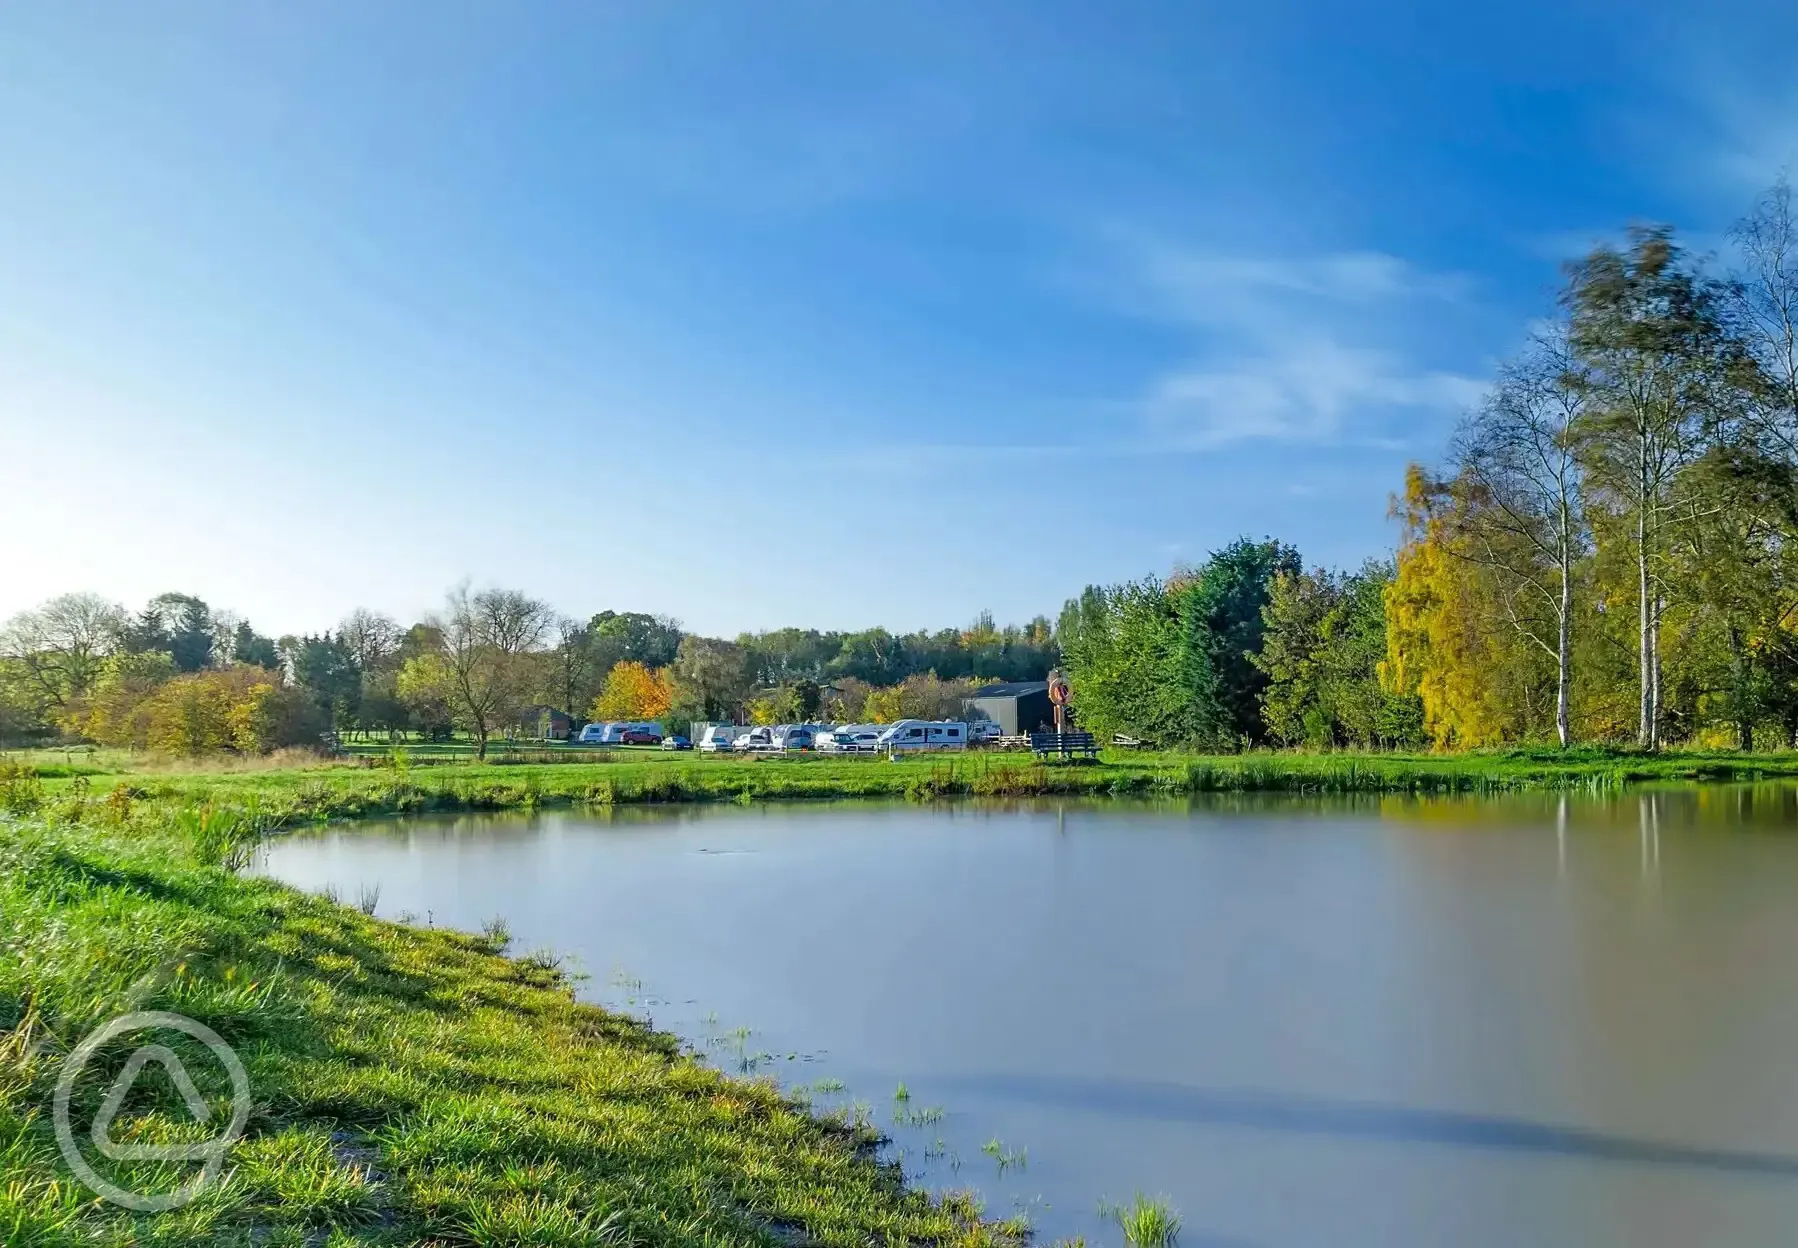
[696,719,1004,753]
[576,718,1006,753]
[575,720,667,746]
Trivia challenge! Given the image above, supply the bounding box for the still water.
[257,790,1798,1247]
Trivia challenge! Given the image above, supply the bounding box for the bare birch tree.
[1451,325,1589,746]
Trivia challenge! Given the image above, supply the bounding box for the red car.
[619,728,663,745]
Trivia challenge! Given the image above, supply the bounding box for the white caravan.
[876,720,969,752]
[733,726,776,751]
[817,724,881,753]
[698,725,747,752]
[590,720,663,744]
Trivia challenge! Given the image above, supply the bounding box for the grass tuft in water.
[479,914,512,952]
[1107,1193,1182,1248]
[982,1137,1027,1171]
[353,882,382,916]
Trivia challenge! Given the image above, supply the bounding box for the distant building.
[969,681,1054,736]
[520,706,573,740]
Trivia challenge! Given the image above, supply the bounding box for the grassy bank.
[12,744,1798,826]
[0,808,1023,1247]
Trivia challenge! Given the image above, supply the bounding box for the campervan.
[875,720,969,752]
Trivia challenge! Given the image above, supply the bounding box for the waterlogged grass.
[1105,1194,1183,1248]
[0,811,1018,1247]
[981,1139,1027,1172]
[13,742,1798,824]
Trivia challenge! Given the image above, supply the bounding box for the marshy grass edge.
[10,744,1798,826]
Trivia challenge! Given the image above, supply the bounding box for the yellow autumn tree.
[590,661,674,721]
[746,695,784,726]
[1381,465,1517,749]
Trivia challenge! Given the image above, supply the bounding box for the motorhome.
[875,720,969,752]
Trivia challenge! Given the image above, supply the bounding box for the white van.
[876,720,969,752]
[968,719,1003,743]
[575,722,614,745]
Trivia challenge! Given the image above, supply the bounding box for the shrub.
[0,758,44,815]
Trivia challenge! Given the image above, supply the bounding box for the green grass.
[0,806,1017,1246]
[1106,1194,1182,1248]
[12,742,1798,823]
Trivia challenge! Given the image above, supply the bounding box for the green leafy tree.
[1060,578,1192,745]
[0,593,126,711]
[148,593,216,672]
[589,611,683,671]
[1172,538,1301,747]
[1258,562,1423,748]
[231,621,280,669]
[670,635,751,721]
[285,633,362,729]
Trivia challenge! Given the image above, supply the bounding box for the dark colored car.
[620,728,663,745]
[660,734,692,751]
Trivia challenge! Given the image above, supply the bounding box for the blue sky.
[3,1,1795,637]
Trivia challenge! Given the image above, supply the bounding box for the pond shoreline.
[23,746,1798,826]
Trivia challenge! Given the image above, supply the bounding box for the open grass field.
[0,807,1024,1247]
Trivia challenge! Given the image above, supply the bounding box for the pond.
[256,790,1798,1247]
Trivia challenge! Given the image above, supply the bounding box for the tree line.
[0,584,1060,757]
[1387,179,1798,750]
[1063,178,1798,753]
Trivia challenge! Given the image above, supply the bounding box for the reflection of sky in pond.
[260,792,1798,1247]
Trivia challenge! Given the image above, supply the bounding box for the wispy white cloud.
[1690,85,1798,192]
[1146,339,1486,447]
[1140,248,1471,321]
[1117,238,1487,447]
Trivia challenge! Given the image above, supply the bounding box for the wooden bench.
[1028,731,1099,759]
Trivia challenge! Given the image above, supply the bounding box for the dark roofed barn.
[970,681,1054,736]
